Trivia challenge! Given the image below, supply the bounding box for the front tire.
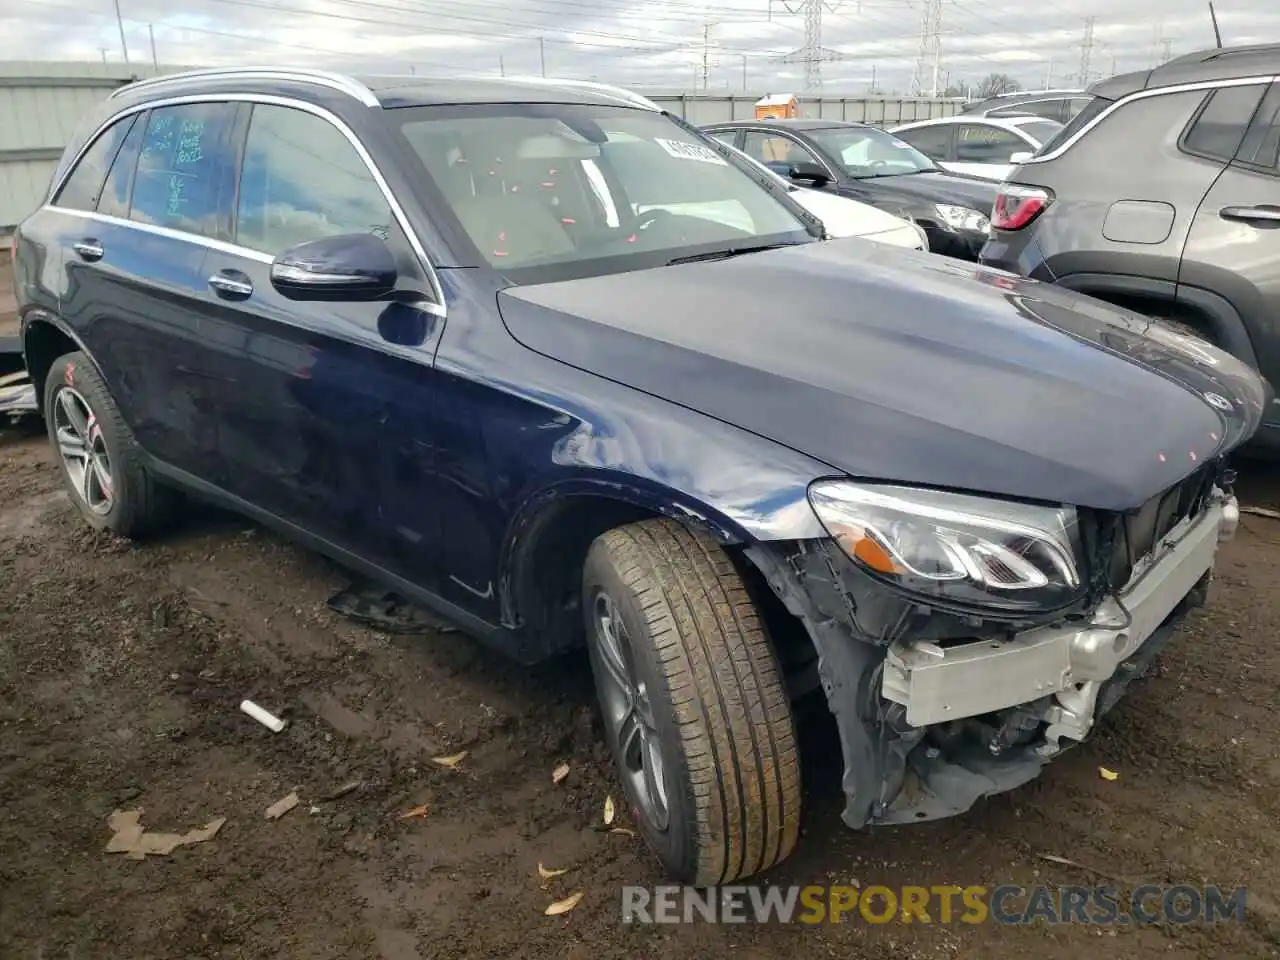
[582,518,801,886]
[43,351,171,538]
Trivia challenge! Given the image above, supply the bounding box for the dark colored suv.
[701,118,999,259]
[12,68,1266,886]
[980,45,1280,450]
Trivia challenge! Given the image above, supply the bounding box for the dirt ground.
[1,421,1278,960]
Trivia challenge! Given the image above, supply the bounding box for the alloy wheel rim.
[593,591,670,832]
[53,386,114,516]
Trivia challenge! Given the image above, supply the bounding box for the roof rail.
[502,75,661,111]
[1164,43,1280,67]
[107,67,380,107]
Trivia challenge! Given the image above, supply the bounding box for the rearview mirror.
[270,233,398,302]
[1009,150,1033,165]
[786,160,831,185]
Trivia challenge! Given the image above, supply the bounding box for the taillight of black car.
[992,184,1054,231]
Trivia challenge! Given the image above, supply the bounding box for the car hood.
[845,169,999,213]
[497,240,1269,511]
[791,188,915,238]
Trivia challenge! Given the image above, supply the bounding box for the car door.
[952,123,1028,180]
[188,100,447,585]
[893,123,954,170]
[740,129,835,182]
[52,101,239,483]
[1180,81,1280,399]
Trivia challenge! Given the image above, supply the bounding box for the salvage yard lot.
[1,426,1278,960]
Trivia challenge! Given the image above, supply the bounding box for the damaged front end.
[746,462,1239,829]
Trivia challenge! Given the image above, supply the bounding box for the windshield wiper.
[666,242,804,266]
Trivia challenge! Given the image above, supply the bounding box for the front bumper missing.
[747,489,1238,831]
[881,496,1229,739]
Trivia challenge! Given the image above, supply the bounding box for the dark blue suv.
[12,67,1266,885]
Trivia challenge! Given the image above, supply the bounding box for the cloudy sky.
[0,0,1275,95]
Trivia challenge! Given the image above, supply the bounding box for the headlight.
[934,203,990,235]
[909,219,930,251]
[808,481,1084,613]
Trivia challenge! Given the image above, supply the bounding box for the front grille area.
[1105,464,1217,590]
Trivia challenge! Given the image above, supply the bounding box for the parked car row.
[979,43,1280,452]
[10,66,1268,889]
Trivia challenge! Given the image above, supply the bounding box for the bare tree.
[974,73,1022,98]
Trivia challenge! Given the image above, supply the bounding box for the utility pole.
[539,37,546,77]
[148,23,158,69]
[113,0,130,63]
[700,23,714,92]
[869,63,877,94]
[1044,56,1053,88]
[1078,15,1095,85]
[741,54,747,91]
[775,0,846,92]
[498,54,505,77]
[911,0,943,97]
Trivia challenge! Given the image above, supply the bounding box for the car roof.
[964,90,1085,113]
[107,67,661,112]
[1089,43,1280,100]
[701,118,867,132]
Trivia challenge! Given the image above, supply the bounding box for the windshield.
[1011,119,1063,145]
[805,126,938,178]
[394,103,814,283]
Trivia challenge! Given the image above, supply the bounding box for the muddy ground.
[1,422,1278,960]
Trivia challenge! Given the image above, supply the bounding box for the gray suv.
[980,44,1280,451]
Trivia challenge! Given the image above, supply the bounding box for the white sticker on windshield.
[654,138,729,165]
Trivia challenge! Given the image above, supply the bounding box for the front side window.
[1182,84,1268,162]
[53,115,137,212]
[955,124,1027,163]
[396,104,812,283]
[741,131,824,170]
[805,126,937,178]
[130,102,238,238]
[236,104,395,256]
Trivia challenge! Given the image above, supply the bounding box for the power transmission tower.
[910,0,943,97]
[1160,38,1173,62]
[1078,16,1095,85]
[774,0,846,92]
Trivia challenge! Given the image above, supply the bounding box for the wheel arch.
[1054,272,1259,369]
[21,313,100,415]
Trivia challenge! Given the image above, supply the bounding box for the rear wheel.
[582,518,801,885]
[43,351,172,537]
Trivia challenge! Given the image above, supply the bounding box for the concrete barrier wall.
[0,62,965,228]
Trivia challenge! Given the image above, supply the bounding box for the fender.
[20,310,109,411]
[1053,272,1259,370]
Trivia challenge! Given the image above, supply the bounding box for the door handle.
[208,270,253,299]
[72,239,104,261]
[1220,204,1280,223]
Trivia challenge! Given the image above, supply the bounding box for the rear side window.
[955,124,1025,163]
[53,116,137,212]
[990,100,1063,121]
[97,115,146,219]
[129,102,238,238]
[1234,83,1280,171]
[235,104,394,256]
[895,125,951,160]
[1181,84,1268,162]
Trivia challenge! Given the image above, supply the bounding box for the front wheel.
[582,518,801,886]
